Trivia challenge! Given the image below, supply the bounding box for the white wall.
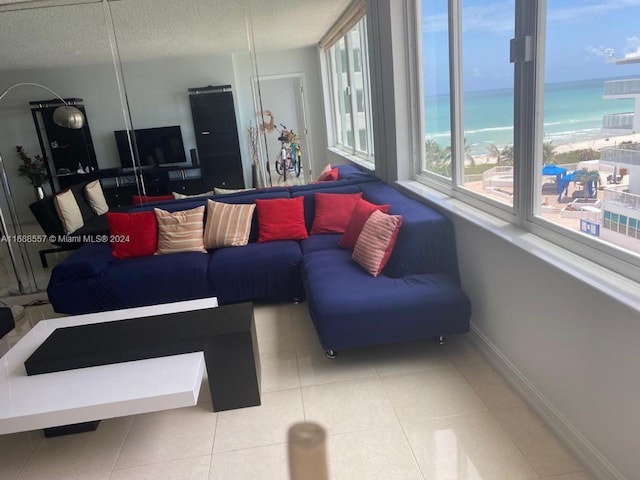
[449,215,640,480]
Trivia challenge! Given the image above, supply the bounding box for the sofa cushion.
[352,210,402,277]
[209,241,304,304]
[54,189,84,234]
[338,198,390,249]
[310,192,363,235]
[69,182,98,223]
[300,234,343,255]
[154,206,206,254]
[255,197,308,242]
[204,200,255,249]
[106,211,158,259]
[302,249,471,350]
[48,243,114,282]
[100,250,213,309]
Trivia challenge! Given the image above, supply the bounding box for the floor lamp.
[0,83,85,296]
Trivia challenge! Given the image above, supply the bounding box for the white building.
[600,48,640,250]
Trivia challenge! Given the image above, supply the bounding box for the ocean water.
[425,77,636,156]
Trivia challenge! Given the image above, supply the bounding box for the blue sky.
[422,0,640,94]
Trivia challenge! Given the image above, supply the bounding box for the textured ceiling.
[0,0,351,71]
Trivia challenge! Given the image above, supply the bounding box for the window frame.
[412,0,640,283]
[322,15,374,164]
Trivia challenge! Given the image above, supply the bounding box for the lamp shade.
[52,105,85,129]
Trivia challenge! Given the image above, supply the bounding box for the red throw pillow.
[131,194,174,206]
[310,192,363,235]
[255,197,309,242]
[338,198,391,249]
[317,167,339,182]
[352,210,403,277]
[316,163,332,181]
[106,211,158,259]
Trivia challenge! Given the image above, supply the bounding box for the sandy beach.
[469,132,640,165]
[554,132,640,154]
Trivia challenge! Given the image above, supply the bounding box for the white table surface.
[0,297,218,435]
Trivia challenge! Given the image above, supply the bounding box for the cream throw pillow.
[84,180,109,215]
[172,190,214,200]
[154,206,206,254]
[213,187,256,195]
[54,189,84,234]
[203,200,255,249]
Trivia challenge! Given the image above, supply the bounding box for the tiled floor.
[0,301,590,480]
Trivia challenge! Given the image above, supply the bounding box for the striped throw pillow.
[154,206,206,254]
[352,209,403,277]
[203,200,256,249]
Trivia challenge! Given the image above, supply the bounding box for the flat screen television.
[114,125,187,168]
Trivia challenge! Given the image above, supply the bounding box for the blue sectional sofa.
[48,165,471,355]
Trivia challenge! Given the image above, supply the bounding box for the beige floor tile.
[296,347,378,387]
[197,374,212,406]
[541,472,590,480]
[115,406,216,469]
[253,303,292,323]
[372,340,454,377]
[209,443,288,480]
[253,306,295,354]
[328,426,423,480]
[381,367,487,422]
[493,407,582,477]
[212,389,304,453]
[290,309,322,351]
[0,430,42,480]
[440,334,484,366]
[457,361,525,410]
[110,455,211,480]
[17,416,132,480]
[403,412,538,480]
[301,377,398,435]
[260,350,300,393]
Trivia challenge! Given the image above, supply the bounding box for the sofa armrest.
[50,243,114,282]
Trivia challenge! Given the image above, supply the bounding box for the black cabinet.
[99,166,203,208]
[189,85,244,190]
[30,98,98,192]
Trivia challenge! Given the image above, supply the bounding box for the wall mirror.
[0,0,350,296]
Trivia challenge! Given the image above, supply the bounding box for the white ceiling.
[0,0,351,71]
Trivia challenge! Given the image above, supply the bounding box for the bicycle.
[274,124,302,181]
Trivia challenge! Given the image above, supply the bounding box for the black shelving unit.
[189,85,244,190]
[30,98,98,192]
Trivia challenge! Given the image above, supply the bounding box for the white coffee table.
[0,298,217,436]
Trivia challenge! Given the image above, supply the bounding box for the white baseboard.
[469,323,626,480]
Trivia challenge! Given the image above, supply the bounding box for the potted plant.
[16,145,48,199]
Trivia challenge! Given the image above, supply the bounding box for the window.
[416,0,640,278]
[324,15,374,162]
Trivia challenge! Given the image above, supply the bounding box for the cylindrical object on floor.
[288,422,329,480]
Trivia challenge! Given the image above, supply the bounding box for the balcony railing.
[603,189,640,211]
[602,113,634,130]
[600,147,640,166]
[604,78,640,96]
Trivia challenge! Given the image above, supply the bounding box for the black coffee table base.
[25,302,261,426]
